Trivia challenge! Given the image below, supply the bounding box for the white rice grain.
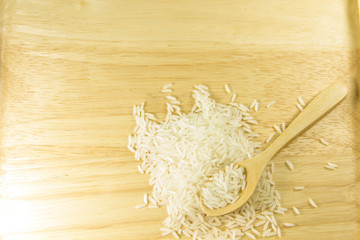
[135,204,147,209]
[161,88,172,93]
[266,101,276,108]
[251,227,261,236]
[319,138,329,146]
[183,229,191,238]
[296,103,304,111]
[137,165,144,174]
[170,100,181,105]
[162,83,173,90]
[202,164,247,209]
[309,198,318,208]
[193,231,198,240]
[263,220,270,231]
[266,232,277,237]
[144,193,148,204]
[249,99,258,110]
[172,231,180,239]
[128,145,135,153]
[270,162,275,173]
[166,95,177,101]
[161,228,172,236]
[247,119,258,125]
[273,125,282,134]
[197,84,209,90]
[255,220,266,227]
[285,160,294,171]
[231,94,237,102]
[254,102,259,112]
[225,84,231,94]
[327,162,338,168]
[292,206,300,215]
[284,223,295,227]
[262,228,271,237]
[274,190,281,200]
[275,209,285,214]
[245,231,256,240]
[281,122,286,132]
[297,96,305,107]
[293,186,305,191]
[324,165,337,170]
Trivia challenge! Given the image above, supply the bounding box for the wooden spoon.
[200,82,348,216]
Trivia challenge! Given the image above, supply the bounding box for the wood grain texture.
[0,0,359,239]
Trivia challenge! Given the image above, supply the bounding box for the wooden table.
[0,0,359,239]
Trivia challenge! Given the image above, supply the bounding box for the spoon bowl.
[200,154,266,216]
[200,82,348,216]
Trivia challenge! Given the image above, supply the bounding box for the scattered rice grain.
[267,232,277,237]
[285,160,294,171]
[327,162,338,168]
[319,138,329,146]
[273,125,282,134]
[225,84,231,94]
[231,94,237,102]
[284,223,295,227]
[254,102,259,112]
[296,103,304,111]
[137,165,144,174]
[281,122,286,132]
[162,83,173,90]
[266,101,276,108]
[144,193,148,204]
[265,133,275,144]
[250,99,258,110]
[161,88,172,93]
[292,206,300,215]
[166,95,177,101]
[297,96,305,107]
[308,198,318,208]
[135,204,147,209]
[324,165,336,170]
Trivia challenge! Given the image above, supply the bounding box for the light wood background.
[0,0,359,239]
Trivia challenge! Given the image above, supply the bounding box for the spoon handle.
[265,82,348,158]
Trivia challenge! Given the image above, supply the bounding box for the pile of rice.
[128,84,286,239]
[202,163,247,210]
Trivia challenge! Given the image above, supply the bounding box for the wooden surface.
[0,0,359,239]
